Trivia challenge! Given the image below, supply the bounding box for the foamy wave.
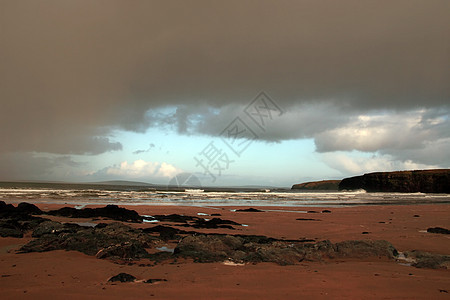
[0,187,449,207]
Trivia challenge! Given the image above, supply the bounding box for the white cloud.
[315,110,427,152]
[314,108,450,166]
[145,104,450,170]
[321,152,438,176]
[104,160,181,179]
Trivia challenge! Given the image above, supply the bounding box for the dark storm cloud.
[1,0,449,158]
[133,143,155,155]
[0,153,83,180]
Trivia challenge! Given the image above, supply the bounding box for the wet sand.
[1,203,449,299]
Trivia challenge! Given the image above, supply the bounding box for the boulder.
[108,273,136,282]
[427,227,450,234]
[235,208,263,212]
[404,250,450,269]
[16,202,42,215]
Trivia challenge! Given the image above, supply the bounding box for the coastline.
[1,201,449,299]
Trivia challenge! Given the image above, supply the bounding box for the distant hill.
[88,180,154,186]
[291,180,341,190]
[339,169,450,193]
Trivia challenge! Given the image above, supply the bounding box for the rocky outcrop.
[7,202,447,269]
[235,208,264,212]
[19,222,154,260]
[403,250,450,269]
[174,235,398,265]
[292,180,341,190]
[0,201,46,237]
[0,201,42,216]
[47,205,143,223]
[339,169,450,193]
[146,214,242,229]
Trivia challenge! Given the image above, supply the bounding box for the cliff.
[292,180,341,190]
[339,169,450,193]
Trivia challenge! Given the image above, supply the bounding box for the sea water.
[0,182,449,207]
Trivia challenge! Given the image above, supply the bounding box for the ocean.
[1,181,449,207]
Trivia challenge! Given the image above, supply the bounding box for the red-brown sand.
[1,203,449,299]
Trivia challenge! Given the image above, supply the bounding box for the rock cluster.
[0,201,46,238]
[47,205,142,223]
[146,214,242,229]
[174,235,399,265]
[2,202,449,269]
[20,222,154,260]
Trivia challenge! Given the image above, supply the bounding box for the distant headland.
[292,169,450,193]
[291,180,341,190]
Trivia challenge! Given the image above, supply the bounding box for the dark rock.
[235,208,263,212]
[322,210,332,213]
[16,203,42,215]
[0,201,15,213]
[19,222,153,260]
[0,221,23,238]
[427,227,450,234]
[404,250,450,269]
[143,225,183,240]
[231,234,278,244]
[298,239,316,243]
[362,232,370,234]
[0,202,43,220]
[150,214,198,223]
[292,180,341,190]
[95,242,149,259]
[0,203,48,237]
[413,215,420,217]
[339,169,450,193]
[307,211,318,213]
[296,218,320,221]
[149,214,241,229]
[174,235,244,263]
[174,235,398,265]
[187,218,240,229]
[32,221,81,237]
[94,223,108,229]
[144,278,167,284]
[47,205,142,223]
[108,273,136,282]
[332,240,398,259]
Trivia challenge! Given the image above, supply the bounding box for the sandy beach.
[1,203,449,299]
